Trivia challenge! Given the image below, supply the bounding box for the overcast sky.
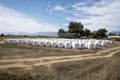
[0,0,120,33]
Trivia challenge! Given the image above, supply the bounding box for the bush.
[0,34,4,37]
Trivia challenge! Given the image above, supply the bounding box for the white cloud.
[66,0,120,32]
[0,5,60,33]
[54,5,65,11]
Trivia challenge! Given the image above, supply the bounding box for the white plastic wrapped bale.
[109,41,112,44]
[101,41,106,47]
[4,39,10,44]
[72,42,79,49]
[32,41,39,47]
[104,40,109,45]
[39,41,45,47]
[15,39,20,44]
[19,39,26,44]
[87,42,94,49]
[24,39,28,44]
[84,42,88,48]
[45,41,51,47]
[51,41,58,47]
[105,40,109,43]
[107,40,112,44]
[95,40,101,46]
[64,42,72,48]
[9,39,17,44]
[27,39,33,45]
[79,42,85,48]
[94,42,99,49]
[58,41,64,48]
[8,39,13,44]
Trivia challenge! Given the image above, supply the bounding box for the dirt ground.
[0,40,120,69]
[0,38,120,80]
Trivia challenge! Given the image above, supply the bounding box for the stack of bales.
[4,38,112,49]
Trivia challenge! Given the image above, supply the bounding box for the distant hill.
[33,32,58,36]
[3,32,58,37]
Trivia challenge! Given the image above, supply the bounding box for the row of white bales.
[4,38,112,49]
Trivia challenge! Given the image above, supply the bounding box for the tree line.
[58,21,119,38]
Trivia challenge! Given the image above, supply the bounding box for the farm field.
[0,37,120,80]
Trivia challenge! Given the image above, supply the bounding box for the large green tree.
[91,31,97,38]
[68,21,84,37]
[0,33,4,37]
[92,29,108,38]
[84,28,91,37]
[58,28,65,34]
[96,29,108,38]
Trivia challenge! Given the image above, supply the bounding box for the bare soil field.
[0,37,120,80]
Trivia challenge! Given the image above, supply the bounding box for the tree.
[58,28,65,34]
[91,31,97,38]
[79,30,85,37]
[0,33,4,37]
[68,21,84,37]
[95,29,108,38]
[57,21,109,38]
[84,28,91,37]
[108,32,116,36]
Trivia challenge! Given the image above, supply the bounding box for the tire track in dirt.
[34,49,120,66]
[0,47,120,69]
[0,47,120,63]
